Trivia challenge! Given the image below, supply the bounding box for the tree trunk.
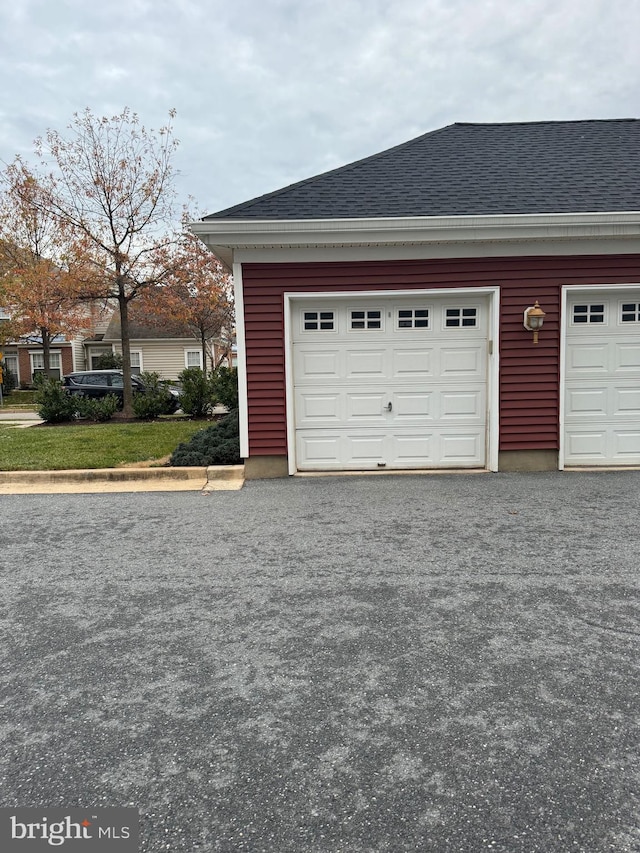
[201,331,207,378]
[41,328,51,378]
[118,293,134,417]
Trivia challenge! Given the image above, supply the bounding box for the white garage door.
[292,296,489,470]
[564,290,640,466]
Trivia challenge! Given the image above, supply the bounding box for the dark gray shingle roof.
[103,312,191,341]
[204,120,640,220]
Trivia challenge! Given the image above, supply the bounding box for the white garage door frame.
[560,282,640,470]
[284,287,500,475]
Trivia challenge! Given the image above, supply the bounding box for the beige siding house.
[110,338,205,379]
[2,304,233,386]
[99,310,232,380]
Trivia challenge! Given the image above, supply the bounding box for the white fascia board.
[231,238,640,265]
[191,211,640,260]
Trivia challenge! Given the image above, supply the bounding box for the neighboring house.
[0,300,110,386]
[96,310,234,379]
[192,119,640,478]
[2,306,234,386]
[3,335,82,386]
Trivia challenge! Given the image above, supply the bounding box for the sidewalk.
[0,410,44,427]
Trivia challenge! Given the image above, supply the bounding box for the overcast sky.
[0,0,638,217]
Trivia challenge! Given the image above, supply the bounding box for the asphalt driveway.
[0,472,638,852]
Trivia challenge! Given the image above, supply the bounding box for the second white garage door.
[292,295,490,470]
[564,289,640,466]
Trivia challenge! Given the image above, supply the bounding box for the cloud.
[0,0,638,214]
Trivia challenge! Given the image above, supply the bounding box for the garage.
[563,288,640,467]
[290,293,495,471]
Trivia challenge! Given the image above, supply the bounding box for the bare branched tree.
[29,108,182,415]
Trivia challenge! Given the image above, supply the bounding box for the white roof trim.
[191,211,640,267]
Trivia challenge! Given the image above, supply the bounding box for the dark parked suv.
[62,370,180,413]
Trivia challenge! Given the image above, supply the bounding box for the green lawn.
[0,390,38,409]
[0,420,208,470]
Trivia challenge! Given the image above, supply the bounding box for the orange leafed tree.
[0,160,98,374]
[20,108,183,416]
[140,228,234,375]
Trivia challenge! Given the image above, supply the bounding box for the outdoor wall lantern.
[523,301,546,344]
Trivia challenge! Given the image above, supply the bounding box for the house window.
[398,308,429,329]
[445,307,478,328]
[3,355,18,383]
[185,349,203,369]
[130,351,142,373]
[30,351,61,378]
[303,311,335,331]
[621,303,640,323]
[350,309,382,330]
[90,349,113,369]
[573,304,605,324]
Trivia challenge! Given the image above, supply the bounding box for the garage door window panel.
[397,308,430,329]
[303,311,335,332]
[445,307,478,328]
[350,309,383,331]
[572,304,605,324]
[621,303,640,323]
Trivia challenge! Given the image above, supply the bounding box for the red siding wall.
[241,254,640,457]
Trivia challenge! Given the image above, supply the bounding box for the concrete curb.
[203,465,245,492]
[0,465,245,494]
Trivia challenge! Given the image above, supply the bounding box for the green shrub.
[170,409,241,466]
[35,378,77,423]
[178,367,214,417]
[93,352,123,369]
[211,366,238,410]
[76,394,119,422]
[132,371,176,420]
[132,392,166,420]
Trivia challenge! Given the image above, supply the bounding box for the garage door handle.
[384,401,392,412]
